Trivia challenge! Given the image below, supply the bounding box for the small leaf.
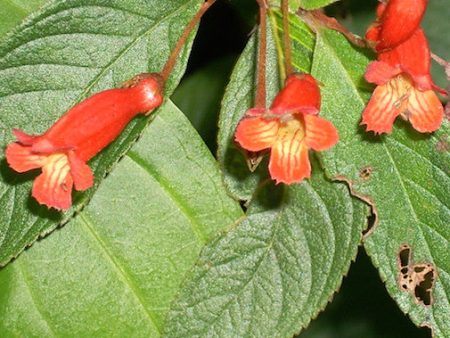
[164,160,368,337]
[217,11,314,201]
[0,0,203,266]
[0,101,243,337]
[310,28,450,335]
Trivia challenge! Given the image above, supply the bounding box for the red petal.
[13,129,37,145]
[365,61,400,85]
[406,88,444,133]
[270,74,320,115]
[32,154,73,210]
[376,0,427,51]
[269,137,311,184]
[5,143,46,172]
[68,151,94,191]
[378,29,433,91]
[267,119,310,184]
[235,117,279,152]
[361,79,406,134]
[304,115,339,151]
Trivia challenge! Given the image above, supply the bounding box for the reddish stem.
[255,0,268,108]
[298,9,366,48]
[160,0,216,83]
[281,0,293,76]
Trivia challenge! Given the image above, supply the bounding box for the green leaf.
[310,28,450,335]
[268,0,339,11]
[217,10,315,201]
[164,160,368,337]
[0,101,243,337]
[0,0,203,266]
[297,0,340,10]
[0,0,46,38]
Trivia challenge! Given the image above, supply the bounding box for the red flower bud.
[5,73,164,210]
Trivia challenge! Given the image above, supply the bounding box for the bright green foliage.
[217,12,314,201]
[0,101,243,337]
[0,0,202,266]
[164,159,368,337]
[311,28,450,336]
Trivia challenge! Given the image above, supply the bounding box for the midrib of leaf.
[127,150,208,245]
[15,259,57,338]
[78,213,161,334]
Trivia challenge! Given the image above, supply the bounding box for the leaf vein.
[78,213,161,334]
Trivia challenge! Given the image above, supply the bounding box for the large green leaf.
[164,159,368,337]
[0,100,243,337]
[310,28,450,336]
[0,0,203,266]
[0,0,47,37]
[217,10,315,201]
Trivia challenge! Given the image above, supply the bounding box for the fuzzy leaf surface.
[0,101,243,337]
[310,29,450,336]
[0,0,202,266]
[164,159,368,337]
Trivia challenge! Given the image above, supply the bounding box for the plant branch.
[160,0,216,83]
[255,0,268,108]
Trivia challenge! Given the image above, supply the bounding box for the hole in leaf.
[359,165,373,180]
[396,244,436,306]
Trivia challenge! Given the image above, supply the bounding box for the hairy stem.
[160,0,217,83]
[255,0,268,108]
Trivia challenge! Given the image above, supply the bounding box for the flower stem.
[160,0,217,83]
[255,0,268,108]
[281,0,293,76]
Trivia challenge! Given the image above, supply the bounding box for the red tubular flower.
[372,0,428,52]
[235,74,338,184]
[5,73,164,210]
[361,1,444,134]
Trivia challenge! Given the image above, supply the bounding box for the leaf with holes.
[0,101,243,337]
[310,28,450,336]
[0,0,203,266]
[164,158,368,337]
[217,10,315,201]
